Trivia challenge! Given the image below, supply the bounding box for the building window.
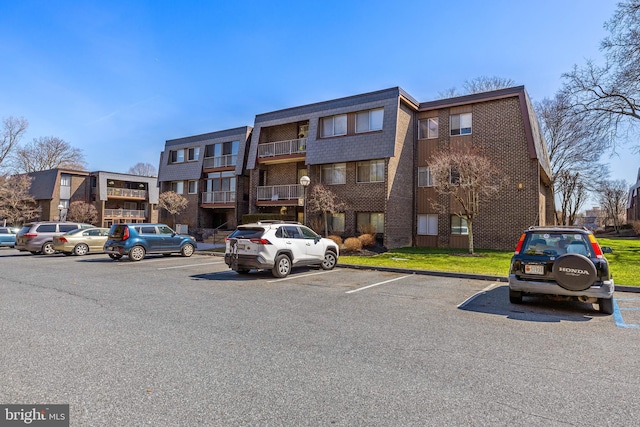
[169,149,185,163]
[204,141,239,168]
[320,114,347,137]
[418,118,438,139]
[356,108,384,133]
[357,160,384,183]
[205,171,236,193]
[417,214,438,235]
[329,213,345,234]
[450,113,472,136]
[321,163,346,185]
[60,174,71,186]
[417,167,433,187]
[170,181,184,194]
[188,180,198,194]
[188,147,200,161]
[357,212,384,234]
[451,215,469,235]
[59,199,69,209]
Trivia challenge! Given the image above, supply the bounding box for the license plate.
[525,264,544,275]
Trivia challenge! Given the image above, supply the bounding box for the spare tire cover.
[552,253,597,291]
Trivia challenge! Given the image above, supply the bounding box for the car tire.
[108,253,123,260]
[599,298,614,315]
[509,289,523,304]
[73,243,89,256]
[41,241,56,255]
[272,254,291,278]
[181,243,195,257]
[129,245,146,262]
[321,251,337,270]
[552,253,598,291]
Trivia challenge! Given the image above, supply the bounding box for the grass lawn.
[338,237,640,286]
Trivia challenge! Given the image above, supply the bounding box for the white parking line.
[267,270,338,283]
[158,261,225,270]
[346,275,412,294]
[457,282,501,308]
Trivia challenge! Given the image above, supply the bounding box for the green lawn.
[338,237,640,286]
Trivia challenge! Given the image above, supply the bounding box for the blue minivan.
[104,223,196,261]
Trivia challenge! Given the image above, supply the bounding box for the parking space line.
[346,275,412,294]
[267,270,338,283]
[158,261,225,270]
[457,282,501,309]
[613,298,640,329]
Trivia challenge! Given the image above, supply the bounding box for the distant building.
[628,168,640,222]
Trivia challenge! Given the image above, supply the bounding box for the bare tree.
[66,201,98,225]
[1,116,28,170]
[158,191,188,227]
[0,174,40,225]
[555,171,590,226]
[306,184,347,236]
[597,179,629,233]
[563,0,640,150]
[12,136,86,173]
[429,147,507,254]
[128,162,157,176]
[463,76,516,94]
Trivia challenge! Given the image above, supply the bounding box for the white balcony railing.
[107,188,148,198]
[258,138,307,158]
[202,191,235,204]
[203,154,237,169]
[257,184,303,201]
[104,209,146,218]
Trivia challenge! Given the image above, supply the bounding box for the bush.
[633,221,640,236]
[358,233,376,247]
[358,223,376,235]
[327,235,343,246]
[343,237,363,252]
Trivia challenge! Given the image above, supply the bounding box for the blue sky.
[0,0,634,191]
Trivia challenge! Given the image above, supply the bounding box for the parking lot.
[1,248,640,425]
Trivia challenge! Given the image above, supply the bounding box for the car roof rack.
[527,225,589,231]
[255,220,302,225]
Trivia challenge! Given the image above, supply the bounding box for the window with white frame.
[450,113,472,136]
[451,215,469,235]
[417,214,438,235]
[356,108,384,133]
[60,174,71,186]
[418,117,438,139]
[320,114,347,137]
[170,181,184,194]
[188,147,200,161]
[357,212,384,233]
[417,166,433,187]
[357,159,384,183]
[169,149,185,163]
[188,180,198,194]
[321,163,346,185]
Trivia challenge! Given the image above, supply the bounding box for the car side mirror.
[315,236,321,243]
[601,246,613,254]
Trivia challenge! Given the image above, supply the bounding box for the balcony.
[257,184,303,202]
[202,191,235,204]
[104,209,146,219]
[107,188,148,199]
[203,154,237,169]
[258,138,307,159]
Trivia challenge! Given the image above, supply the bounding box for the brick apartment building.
[26,168,159,227]
[158,86,553,250]
[627,167,640,222]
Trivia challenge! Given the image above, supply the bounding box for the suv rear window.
[59,224,79,233]
[229,227,265,240]
[109,225,128,239]
[523,232,592,257]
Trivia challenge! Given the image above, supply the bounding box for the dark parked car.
[0,227,18,247]
[15,222,94,254]
[104,223,196,261]
[508,226,615,314]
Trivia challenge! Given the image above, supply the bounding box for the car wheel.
[181,243,195,257]
[73,243,89,256]
[129,245,146,262]
[321,251,337,270]
[108,253,123,260]
[272,254,291,278]
[599,298,614,315]
[552,253,598,291]
[41,241,56,255]
[509,289,523,304]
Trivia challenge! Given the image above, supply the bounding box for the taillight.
[225,237,229,241]
[514,233,526,254]
[122,227,130,240]
[588,235,604,258]
[250,238,271,245]
[24,233,37,238]
[58,237,68,243]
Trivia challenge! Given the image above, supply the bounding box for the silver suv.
[15,222,94,255]
[225,221,339,278]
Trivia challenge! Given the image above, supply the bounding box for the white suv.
[224,221,339,278]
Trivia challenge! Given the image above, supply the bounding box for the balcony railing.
[258,138,307,158]
[107,188,148,198]
[104,209,146,218]
[257,184,303,201]
[203,154,237,169]
[202,191,235,204]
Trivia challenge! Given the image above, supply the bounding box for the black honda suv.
[508,226,614,314]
